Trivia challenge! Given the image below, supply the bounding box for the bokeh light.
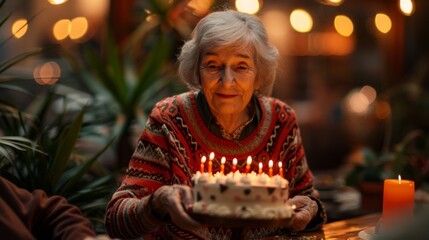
[187,0,214,16]
[53,19,71,40]
[334,15,354,37]
[33,61,61,85]
[11,18,28,39]
[48,0,68,4]
[399,0,414,16]
[375,13,392,34]
[235,0,260,14]
[290,9,313,33]
[53,17,88,41]
[360,85,377,105]
[69,17,88,40]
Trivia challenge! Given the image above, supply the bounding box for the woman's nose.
[220,67,235,85]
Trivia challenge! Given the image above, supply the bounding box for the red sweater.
[105,91,326,239]
[0,176,96,240]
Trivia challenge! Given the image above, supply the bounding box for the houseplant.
[345,60,429,211]
[0,0,117,232]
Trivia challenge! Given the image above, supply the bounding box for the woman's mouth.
[216,93,238,98]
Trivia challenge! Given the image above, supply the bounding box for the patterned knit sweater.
[105,91,326,239]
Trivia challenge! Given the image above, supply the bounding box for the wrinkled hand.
[149,184,201,230]
[287,196,318,232]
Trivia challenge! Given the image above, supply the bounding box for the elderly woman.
[105,10,327,239]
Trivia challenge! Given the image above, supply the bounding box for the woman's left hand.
[287,195,318,232]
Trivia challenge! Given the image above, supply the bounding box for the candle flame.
[221,156,226,164]
[278,161,282,168]
[398,175,402,184]
[268,160,273,168]
[246,156,252,165]
[201,156,206,163]
[209,152,215,160]
[233,158,238,165]
[259,162,263,169]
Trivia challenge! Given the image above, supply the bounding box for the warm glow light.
[375,100,391,120]
[398,175,402,184]
[375,13,392,34]
[48,0,68,5]
[360,85,377,105]
[33,61,61,85]
[306,32,355,56]
[317,0,344,6]
[53,19,71,40]
[334,15,354,37]
[246,156,252,165]
[328,0,343,5]
[261,10,290,53]
[399,0,414,16]
[69,17,88,40]
[290,9,313,33]
[11,18,28,39]
[188,0,214,16]
[235,0,260,14]
[346,89,371,114]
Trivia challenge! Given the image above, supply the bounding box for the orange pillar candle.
[258,162,263,175]
[220,157,226,174]
[245,156,252,174]
[278,161,283,178]
[268,160,273,177]
[232,158,237,173]
[382,175,415,224]
[200,156,206,173]
[208,152,214,174]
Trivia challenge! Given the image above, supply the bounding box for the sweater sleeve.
[280,106,328,230]
[104,104,175,239]
[0,177,96,240]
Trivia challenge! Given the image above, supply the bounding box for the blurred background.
[1,0,428,228]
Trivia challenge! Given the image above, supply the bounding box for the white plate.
[358,227,376,240]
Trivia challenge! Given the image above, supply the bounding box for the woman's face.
[199,46,259,119]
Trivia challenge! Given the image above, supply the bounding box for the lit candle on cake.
[382,175,415,226]
[278,161,283,178]
[220,156,226,174]
[268,160,273,177]
[258,162,263,175]
[200,156,206,173]
[232,158,237,173]
[245,156,252,174]
[208,152,214,174]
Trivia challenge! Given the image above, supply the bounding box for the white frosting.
[191,171,293,219]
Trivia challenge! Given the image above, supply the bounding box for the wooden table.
[264,213,381,240]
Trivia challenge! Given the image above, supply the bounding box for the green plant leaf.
[0,49,42,73]
[56,137,115,194]
[49,106,85,188]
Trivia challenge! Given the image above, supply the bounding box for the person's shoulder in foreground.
[0,176,110,240]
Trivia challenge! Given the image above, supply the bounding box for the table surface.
[266,213,381,240]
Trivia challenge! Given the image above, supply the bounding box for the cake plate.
[188,212,294,228]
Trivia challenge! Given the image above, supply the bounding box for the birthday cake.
[191,171,294,219]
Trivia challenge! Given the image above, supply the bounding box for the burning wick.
[232,158,237,173]
[245,156,252,174]
[220,156,226,174]
[268,160,273,177]
[208,152,214,174]
[200,156,206,173]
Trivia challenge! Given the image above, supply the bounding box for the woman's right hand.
[148,184,201,230]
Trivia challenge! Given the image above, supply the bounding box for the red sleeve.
[0,177,96,240]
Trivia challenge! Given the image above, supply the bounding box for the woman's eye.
[206,65,221,73]
[235,65,249,72]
